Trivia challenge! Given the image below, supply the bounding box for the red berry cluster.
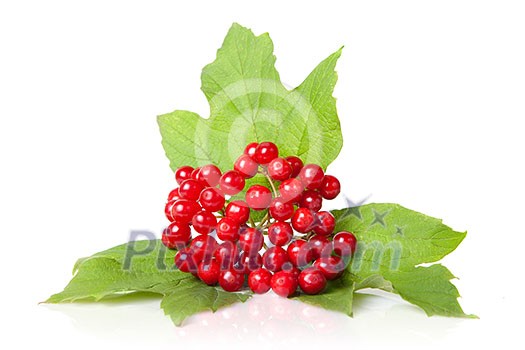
[162,142,357,297]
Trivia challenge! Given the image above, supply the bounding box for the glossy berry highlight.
[219,269,245,292]
[225,200,250,224]
[248,268,273,294]
[271,270,298,298]
[298,267,327,295]
[175,166,194,185]
[246,185,272,210]
[253,142,278,164]
[198,260,221,285]
[220,170,246,196]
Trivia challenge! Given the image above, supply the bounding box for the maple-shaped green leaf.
[45,240,252,326]
[158,23,343,172]
[331,203,473,318]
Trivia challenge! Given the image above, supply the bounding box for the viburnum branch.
[46,23,473,328]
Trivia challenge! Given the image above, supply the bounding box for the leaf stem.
[261,168,279,197]
[257,212,270,229]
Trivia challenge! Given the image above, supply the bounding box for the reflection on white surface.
[43,289,468,347]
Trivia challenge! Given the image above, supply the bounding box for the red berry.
[244,142,259,159]
[239,227,264,253]
[287,239,314,267]
[268,221,294,246]
[219,170,246,196]
[214,241,239,269]
[283,263,301,278]
[298,267,326,295]
[313,211,335,236]
[291,207,316,233]
[234,154,259,178]
[267,157,292,181]
[299,164,325,190]
[248,268,273,294]
[262,246,289,272]
[190,235,217,264]
[191,167,201,180]
[333,231,358,256]
[285,156,304,178]
[245,185,272,210]
[167,188,181,202]
[164,200,176,222]
[253,142,278,165]
[199,187,225,212]
[225,200,250,224]
[308,235,331,260]
[170,199,201,224]
[192,211,217,235]
[281,264,301,279]
[162,221,192,249]
[219,269,245,292]
[320,175,341,199]
[175,166,194,185]
[198,259,221,285]
[174,248,198,273]
[178,179,205,201]
[279,178,304,203]
[237,251,263,274]
[313,256,345,280]
[216,217,241,242]
[196,164,222,187]
[269,197,295,221]
[271,270,298,298]
[299,190,323,212]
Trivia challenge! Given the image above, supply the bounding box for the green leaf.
[332,203,466,275]
[293,272,355,316]
[48,24,474,325]
[158,23,343,172]
[47,240,184,302]
[383,265,476,318]
[353,274,393,292]
[332,203,473,318]
[45,240,251,325]
[161,280,251,326]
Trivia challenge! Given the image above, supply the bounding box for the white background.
[1,0,524,348]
